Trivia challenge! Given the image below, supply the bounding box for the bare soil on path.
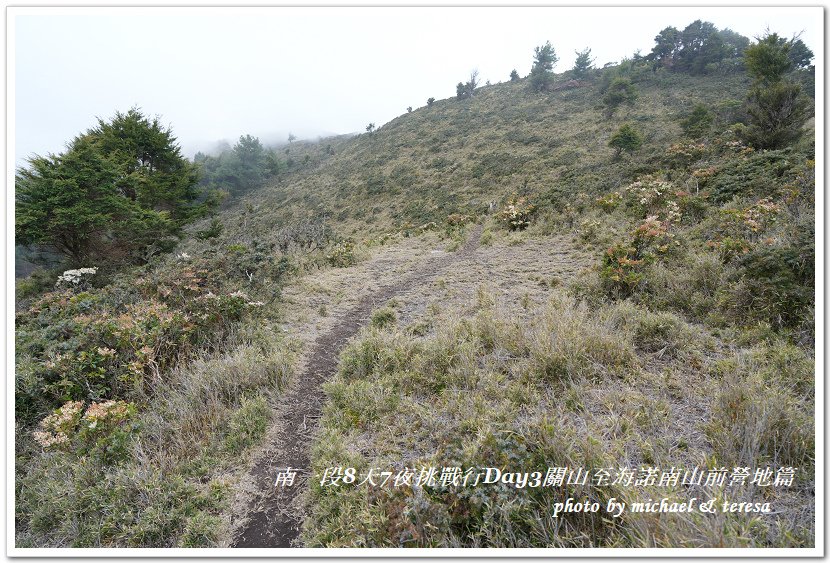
[232,227,485,547]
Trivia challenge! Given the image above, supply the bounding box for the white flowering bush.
[624,176,673,213]
[32,400,84,449]
[33,399,137,461]
[665,200,682,224]
[498,197,536,231]
[55,267,98,288]
[327,240,357,267]
[578,218,603,242]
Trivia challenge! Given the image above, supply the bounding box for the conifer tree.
[16,109,199,263]
[572,48,595,78]
[529,42,558,92]
[741,32,811,149]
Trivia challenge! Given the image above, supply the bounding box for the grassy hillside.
[220,69,756,236]
[15,53,815,548]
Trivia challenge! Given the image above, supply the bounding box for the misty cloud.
[12,6,820,167]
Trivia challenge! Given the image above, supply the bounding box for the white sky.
[10,5,822,165]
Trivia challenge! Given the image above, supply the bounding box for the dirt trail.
[232,226,483,548]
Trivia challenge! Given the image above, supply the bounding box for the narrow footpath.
[233,226,483,547]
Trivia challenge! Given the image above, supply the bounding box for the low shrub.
[602,77,638,114]
[608,124,643,155]
[498,197,536,231]
[623,175,674,216]
[707,149,806,204]
[614,305,695,357]
[680,104,714,139]
[33,399,138,464]
[17,322,292,547]
[371,307,397,329]
[720,243,813,330]
[195,218,224,241]
[635,251,725,321]
[326,240,357,267]
[600,243,644,297]
[16,281,258,417]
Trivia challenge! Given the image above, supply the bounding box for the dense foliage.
[16,109,202,264]
[740,32,812,149]
[194,134,284,198]
[608,123,643,155]
[680,104,714,138]
[647,20,750,74]
[602,77,638,114]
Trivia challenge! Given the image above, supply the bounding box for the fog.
[12,6,821,167]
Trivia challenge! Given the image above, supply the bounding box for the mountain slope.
[219,69,753,239]
[15,58,815,549]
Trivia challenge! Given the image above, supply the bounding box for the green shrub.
[370,307,397,329]
[196,218,224,240]
[15,108,202,264]
[680,104,714,138]
[609,123,643,155]
[16,268,60,299]
[742,81,810,150]
[707,149,805,203]
[364,172,386,195]
[602,78,638,114]
[15,259,264,420]
[721,243,812,330]
[529,41,558,92]
[20,293,248,412]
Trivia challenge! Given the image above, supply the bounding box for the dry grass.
[203,70,751,242]
[16,319,295,547]
[302,279,814,547]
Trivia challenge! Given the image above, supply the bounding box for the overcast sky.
[11,5,822,166]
